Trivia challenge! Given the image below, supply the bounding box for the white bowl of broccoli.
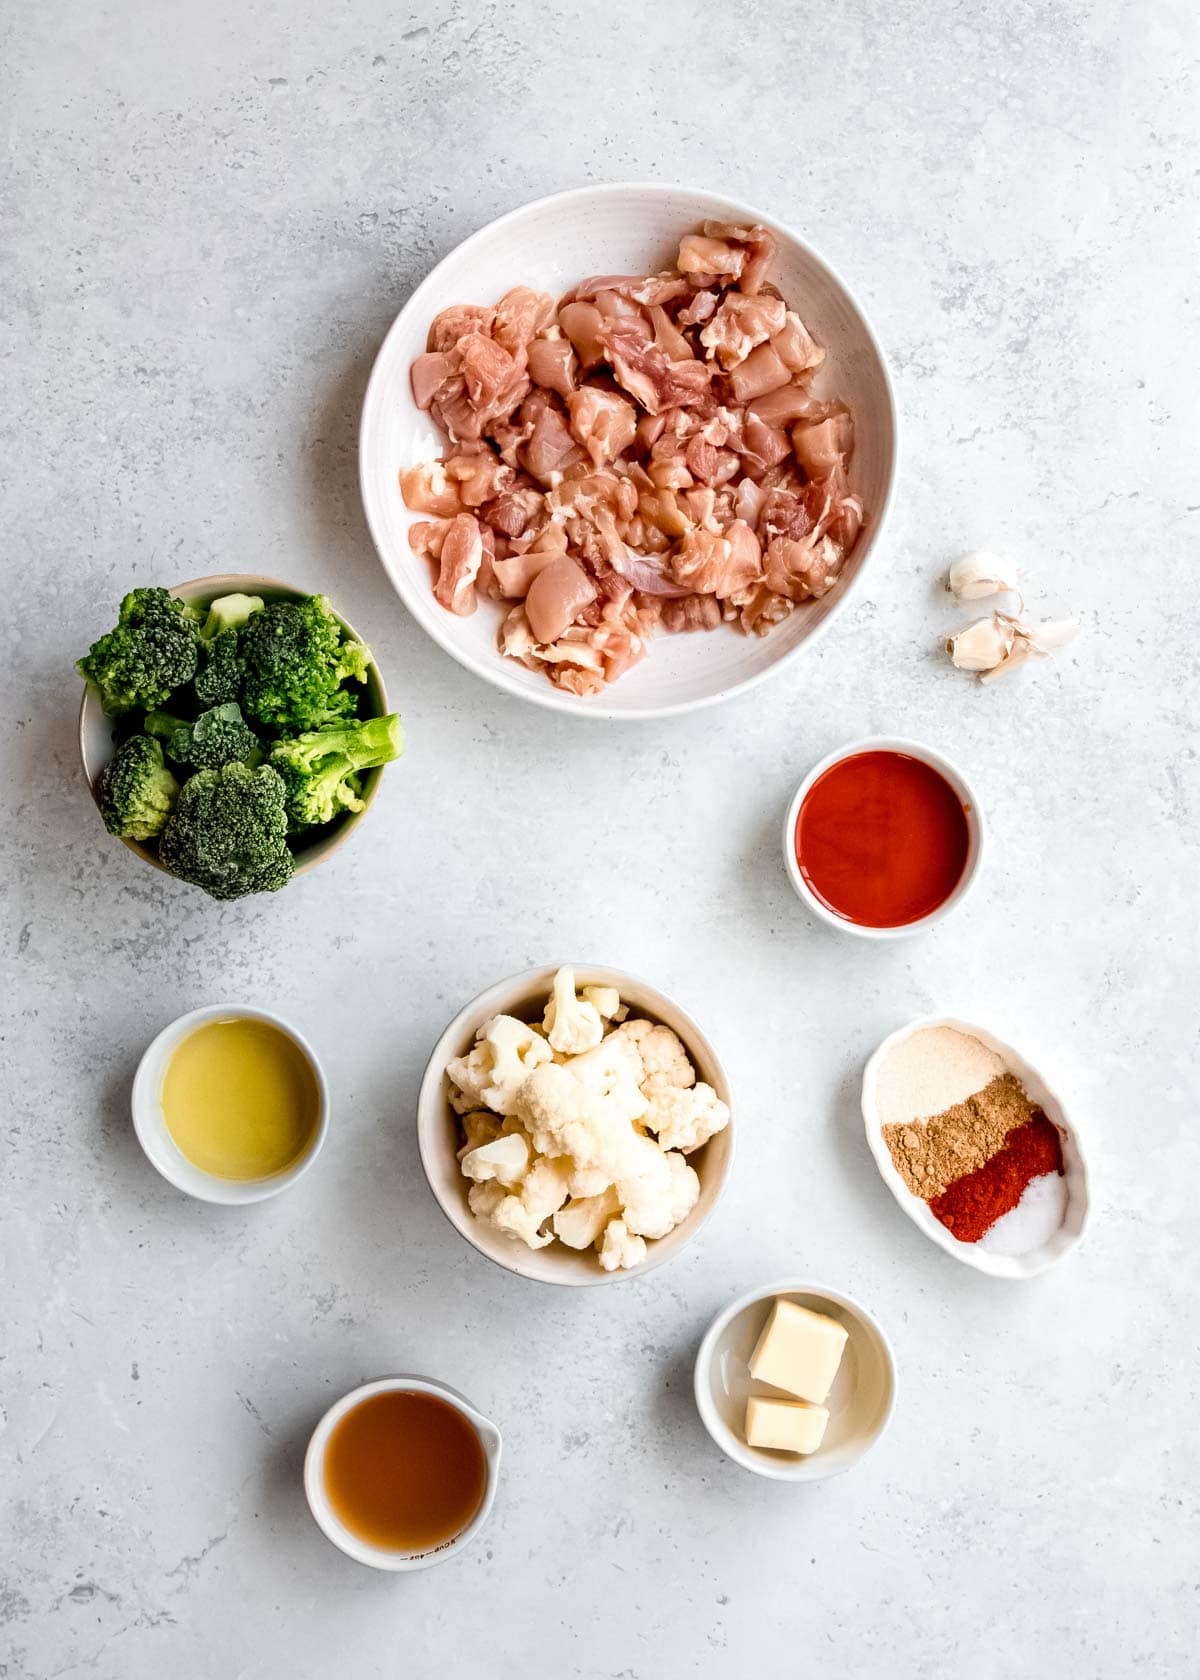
[77,574,402,901]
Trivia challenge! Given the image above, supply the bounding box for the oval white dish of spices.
[861,1016,1090,1279]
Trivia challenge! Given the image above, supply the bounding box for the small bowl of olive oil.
[132,1005,328,1203]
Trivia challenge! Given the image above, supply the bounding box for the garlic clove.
[946,614,1015,672]
[947,550,1022,602]
[977,637,1038,683]
[1021,616,1079,654]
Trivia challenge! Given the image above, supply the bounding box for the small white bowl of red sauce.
[783,737,984,938]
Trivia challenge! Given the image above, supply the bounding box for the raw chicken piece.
[427,304,494,353]
[791,411,853,481]
[601,320,711,415]
[764,534,846,601]
[557,301,607,368]
[492,286,556,356]
[527,336,578,399]
[410,351,456,409]
[525,556,597,644]
[728,342,792,404]
[700,221,777,294]
[434,513,486,616]
[567,388,638,467]
[772,311,825,375]
[662,594,723,632]
[400,461,462,517]
[518,396,585,484]
[700,292,787,369]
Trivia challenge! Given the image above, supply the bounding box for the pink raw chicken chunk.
[398,220,865,694]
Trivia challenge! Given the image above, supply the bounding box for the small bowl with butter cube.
[693,1281,895,1481]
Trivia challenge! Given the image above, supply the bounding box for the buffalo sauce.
[794,750,970,927]
[324,1390,487,1552]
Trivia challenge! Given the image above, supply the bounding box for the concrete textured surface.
[2,2,1197,1676]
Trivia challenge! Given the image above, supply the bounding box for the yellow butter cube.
[748,1298,848,1404]
[744,1395,830,1455]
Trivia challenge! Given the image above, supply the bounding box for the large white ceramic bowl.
[417,964,735,1285]
[360,182,898,719]
[861,1015,1091,1278]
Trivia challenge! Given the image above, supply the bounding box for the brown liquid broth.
[324,1390,487,1551]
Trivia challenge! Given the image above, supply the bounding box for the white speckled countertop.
[2,3,1197,1675]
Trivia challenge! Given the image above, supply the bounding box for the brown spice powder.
[881,1073,1036,1201]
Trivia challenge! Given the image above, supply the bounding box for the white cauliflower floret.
[617,1141,700,1239]
[597,1218,648,1272]
[481,1015,554,1113]
[641,1082,730,1155]
[467,1180,507,1220]
[457,1110,502,1160]
[486,1156,573,1251]
[542,967,604,1055]
[615,1018,695,1093]
[564,1032,647,1123]
[516,1063,635,1181]
[460,1132,530,1189]
[568,1163,614,1198]
[552,1186,621,1249]
[449,1014,553,1117]
[520,1156,574,1222]
[447,1040,495,1115]
[581,984,621,1019]
[491,1197,554,1249]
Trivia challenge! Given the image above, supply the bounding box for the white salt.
[979,1169,1068,1256]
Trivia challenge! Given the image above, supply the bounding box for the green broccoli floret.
[158,763,294,900]
[77,587,202,716]
[95,735,179,840]
[194,627,244,708]
[268,713,404,828]
[201,592,264,640]
[239,595,371,731]
[148,702,260,769]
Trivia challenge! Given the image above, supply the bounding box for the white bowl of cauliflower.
[417,966,734,1284]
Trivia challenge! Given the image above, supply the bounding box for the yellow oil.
[161,1016,320,1181]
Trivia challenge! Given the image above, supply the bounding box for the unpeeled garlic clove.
[947,550,1022,602]
[946,614,1016,672]
[1022,616,1079,654]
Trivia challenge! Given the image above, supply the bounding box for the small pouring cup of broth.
[783,737,985,939]
[304,1377,502,1571]
[131,1005,328,1204]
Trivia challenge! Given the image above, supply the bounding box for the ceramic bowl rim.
[416,962,735,1287]
[303,1375,502,1571]
[782,734,986,939]
[358,179,899,721]
[130,1003,329,1204]
[77,573,391,879]
[693,1278,897,1482]
[860,1013,1092,1278]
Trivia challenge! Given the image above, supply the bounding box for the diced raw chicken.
[791,411,854,481]
[601,319,711,415]
[525,555,598,643]
[527,336,578,399]
[567,388,638,467]
[728,343,792,404]
[661,594,723,632]
[492,286,556,356]
[427,304,494,353]
[700,293,787,369]
[410,351,456,409]
[399,219,861,696]
[434,513,486,616]
[400,461,462,517]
